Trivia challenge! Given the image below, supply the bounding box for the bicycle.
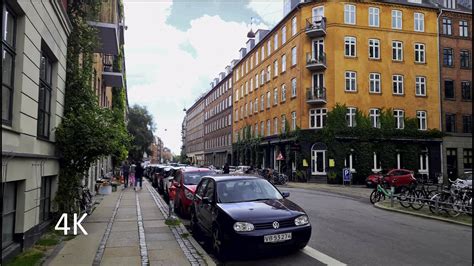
[370,176,393,204]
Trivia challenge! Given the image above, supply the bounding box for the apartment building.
[2,0,71,260]
[185,98,205,165]
[232,0,442,181]
[203,67,234,167]
[437,0,472,179]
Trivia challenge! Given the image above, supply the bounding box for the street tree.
[127,105,155,161]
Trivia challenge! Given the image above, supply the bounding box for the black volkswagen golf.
[190,175,311,259]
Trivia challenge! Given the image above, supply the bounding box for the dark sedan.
[190,175,311,259]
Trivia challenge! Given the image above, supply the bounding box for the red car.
[366,169,416,188]
[170,168,216,217]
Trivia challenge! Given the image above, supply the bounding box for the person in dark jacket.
[135,161,144,191]
[121,161,130,189]
[223,163,230,174]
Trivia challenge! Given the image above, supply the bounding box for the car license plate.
[264,233,292,243]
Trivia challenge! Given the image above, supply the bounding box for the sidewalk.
[284,182,371,199]
[46,180,212,266]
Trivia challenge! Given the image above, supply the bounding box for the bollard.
[390,187,394,207]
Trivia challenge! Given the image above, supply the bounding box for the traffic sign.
[343,168,352,184]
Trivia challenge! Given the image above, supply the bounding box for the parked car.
[171,168,216,217]
[366,169,416,188]
[189,175,311,259]
[235,166,250,174]
[455,171,472,187]
[228,166,236,173]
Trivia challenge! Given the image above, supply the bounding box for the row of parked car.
[144,164,312,259]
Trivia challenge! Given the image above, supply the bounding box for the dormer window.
[444,0,456,9]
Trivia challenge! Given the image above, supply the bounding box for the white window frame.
[394,109,405,129]
[369,7,380,27]
[459,20,469,37]
[281,115,286,133]
[291,46,297,66]
[369,73,381,93]
[344,4,356,25]
[370,108,381,128]
[274,117,278,135]
[267,41,271,57]
[266,65,271,82]
[282,26,287,44]
[255,74,259,89]
[274,34,278,51]
[417,110,427,130]
[260,70,265,85]
[309,108,327,129]
[281,84,287,102]
[414,43,425,63]
[273,88,278,105]
[368,39,380,59]
[372,152,382,172]
[291,111,297,130]
[345,71,357,92]
[392,75,404,95]
[414,12,424,32]
[392,41,403,61]
[260,95,264,111]
[419,150,429,173]
[274,60,278,77]
[291,78,297,97]
[344,36,356,57]
[266,91,271,108]
[281,54,286,72]
[346,107,357,127]
[267,120,271,136]
[256,51,259,65]
[250,78,253,92]
[415,76,426,96]
[392,10,402,29]
[292,17,297,36]
[261,46,265,61]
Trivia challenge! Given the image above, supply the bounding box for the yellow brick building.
[232,0,442,181]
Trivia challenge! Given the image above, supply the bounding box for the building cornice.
[50,0,72,35]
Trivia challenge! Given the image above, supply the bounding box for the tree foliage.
[127,104,155,161]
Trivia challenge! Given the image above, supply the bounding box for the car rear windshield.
[184,171,215,185]
[216,179,283,203]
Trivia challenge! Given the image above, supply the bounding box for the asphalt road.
[177,186,472,266]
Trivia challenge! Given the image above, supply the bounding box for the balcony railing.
[102,54,123,88]
[306,87,327,104]
[306,52,327,71]
[103,54,121,73]
[305,17,326,38]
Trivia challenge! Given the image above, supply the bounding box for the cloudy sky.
[123,0,284,154]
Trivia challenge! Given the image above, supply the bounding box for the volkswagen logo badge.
[272,221,280,229]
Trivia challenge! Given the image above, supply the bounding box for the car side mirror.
[282,192,290,198]
[202,197,213,205]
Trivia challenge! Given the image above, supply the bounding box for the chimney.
[225,65,231,74]
[246,39,255,52]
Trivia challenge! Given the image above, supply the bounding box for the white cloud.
[246,0,284,26]
[123,2,257,154]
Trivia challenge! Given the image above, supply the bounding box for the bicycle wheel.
[398,188,412,208]
[411,190,425,210]
[370,190,383,204]
[446,196,461,217]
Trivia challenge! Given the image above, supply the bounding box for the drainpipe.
[436,7,445,180]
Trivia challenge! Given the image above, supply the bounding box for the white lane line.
[302,246,346,266]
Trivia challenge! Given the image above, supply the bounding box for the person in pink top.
[129,162,136,189]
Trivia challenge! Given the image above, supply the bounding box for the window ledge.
[344,90,358,93]
[345,56,358,59]
[369,91,382,95]
[392,60,404,63]
[393,93,405,97]
[369,58,381,61]
[415,62,427,65]
[416,94,428,98]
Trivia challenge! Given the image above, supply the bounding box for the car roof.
[203,174,260,182]
[181,167,213,172]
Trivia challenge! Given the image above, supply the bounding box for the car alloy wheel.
[212,227,226,259]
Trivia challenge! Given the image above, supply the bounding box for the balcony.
[305,17,326,38]
[102,54,124,88]
[306,87,327,104]
[306,52,327,71]
[87,1,123,55]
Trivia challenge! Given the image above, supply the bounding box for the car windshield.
[217,179,283,203]
[184,171,215,185]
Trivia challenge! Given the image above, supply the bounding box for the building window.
[274,117,278,135]
[417,111,427,130]
[291,46,297,66]
[444,0,456,9]
[249,101,253,114]
[266,91,271,108]
[261,46,265,61]
[282,26,287,44]
[394,109,405,129]
[250,78,253,92]
[445,80,455,99]
[254,98,258,113]
[255,123,258,137]
[443,48,454,67]
[260,94,264,111]
[415,76,426,96]
[2,181,17,249]
[459,20,469,37]
[309,108,327,129]
[260,122,264,137]
[291,111,297,130]
[38,51,54,139]
[291,78,297,97]
[370,108,381,128]
[346,107,357,127]
[345,153,355,172]
[372,152,382,172]
[267,41,271,57]
[392,41,403,61]
[345,71,357,92]
[414,43,425,63]
[281,54,286,72]
[281,115,286,133]
[344,4,356,25]
[260,70,265,85]
[245,81,248,95]
[463,115,472,133]
[446,113,456,133]
[39,176,53,222]
[344,36,356,57]
[462,81,472,100]
[274,60,278,77]
[2,5,16,125]
[274,34,278,51]
[392,10,402,29]
[368,39,380,59]
[292,17,297,36]
[392,75,404,95]
[266,65,271,82]
[273,88,278,105]
[255,74,259,89]
[369,7,379,27]
[267,120,271,136]
[281,84,287,102]
[460,50,471,69]
[414,12,424,32]
[419,150,429,173]
[369,73,381,93]
[256,51,259,65]
[442,18,452,35]
[464,149,473,169]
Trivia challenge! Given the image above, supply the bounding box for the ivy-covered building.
[231,0,445,183]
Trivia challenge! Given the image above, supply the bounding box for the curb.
[144,181,215,266]
[374,202,472,227]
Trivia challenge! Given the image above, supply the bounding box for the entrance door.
[311,149,326,175]
[446,148,458,180]
[312,39,324,61]
[312,6,324,23]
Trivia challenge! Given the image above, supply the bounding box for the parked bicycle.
[370,176,402,204]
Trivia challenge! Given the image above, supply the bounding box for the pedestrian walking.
[223,163,230,174]
[135,161,144,190]
[121,161,130,188]
[130,162,136,189]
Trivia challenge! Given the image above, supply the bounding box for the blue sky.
[123,0,284,154]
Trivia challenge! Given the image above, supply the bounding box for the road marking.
[302,246,346,266]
